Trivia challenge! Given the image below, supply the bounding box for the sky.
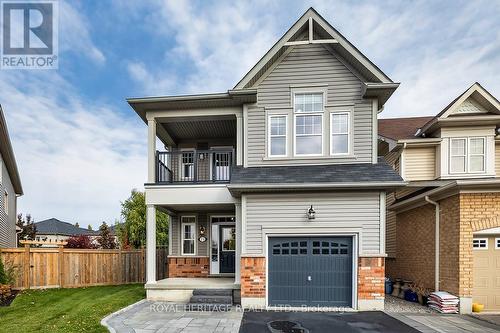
[1,0,499,228]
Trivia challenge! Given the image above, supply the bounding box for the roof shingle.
[378,116,434,141]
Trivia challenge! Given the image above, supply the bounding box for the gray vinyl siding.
[169,213,214,257]
[244,192,381,255]
[0,155,17,248]
[247,43,373,166]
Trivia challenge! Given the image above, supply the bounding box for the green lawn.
[0,284,145,333]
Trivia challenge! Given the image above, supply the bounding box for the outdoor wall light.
[307,205,316,220]
[198,153,205,160]
[199,226,206,235]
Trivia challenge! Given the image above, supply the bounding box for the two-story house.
[0,106,23,248]
[379,82,500,313]
[129,8,405,311]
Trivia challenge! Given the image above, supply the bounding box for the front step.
[192,289,233,296]
[190,295,232,304]
[186,288,233,311]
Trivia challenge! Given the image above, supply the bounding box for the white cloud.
[59,0,106,64]
[126,0,499,118]
[1,70,145,227]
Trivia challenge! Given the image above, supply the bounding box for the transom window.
[331,112,350,155]
[181,216,196,255]
[450,137,485,174]
[294,92,323,156]
[269,115,287,157]
[473,238,487,249]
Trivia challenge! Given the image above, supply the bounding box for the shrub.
[0,257,16,285]
[65,235,96,249]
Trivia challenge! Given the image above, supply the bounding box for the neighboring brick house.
[379,83,500,313]
[128,8,405,310]
[0,106,23,248]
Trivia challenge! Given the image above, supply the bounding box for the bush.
[65,235,96,249]
[0,257,16,285]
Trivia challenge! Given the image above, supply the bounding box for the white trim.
[180,216,197,256]
[372,99,378,164]
[268,115,288,157]
[241,195,247,253]
[208,214,236,275]
[243,104,249,168]
[264,233,358,310]
[379,192,386,254]
[472,237,488,250]
[495,238,500,250]
[330,111,351,156]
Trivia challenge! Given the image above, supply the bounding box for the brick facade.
[358,257,385,300]
[240,257,266,298]
[388,192,500,298]
[168,257,209,278]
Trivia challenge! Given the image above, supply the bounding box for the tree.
[75,222,80,228]
[65,235,95,249]
[87,225,92,231]
[97,222,116,249]
[120,189,168,248]
[16,214,36,246]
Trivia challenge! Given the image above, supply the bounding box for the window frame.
[495,238,500,250]
[468,137,486,173]
[181,216,197,256]
[293,91,325,157]
[472,238,488,250]
[330,111,351,156]
[268,115,288,157]
[449,137,486,174]
[179,150,195,180]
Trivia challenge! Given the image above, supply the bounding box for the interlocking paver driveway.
[102,300,242,333]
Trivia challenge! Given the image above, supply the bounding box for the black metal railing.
[156,149,234,184]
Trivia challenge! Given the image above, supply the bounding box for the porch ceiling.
[157,203,235,214]
[161,117,236,141]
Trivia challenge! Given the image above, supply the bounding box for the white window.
[268,115,287,157]
[450,138,466,173]
[449,137,486,174]
[181,216,196,255]
[469,138,485,172]
[294,93,323,156]
[330,112,350,155]
[3,190,7,215]
[495,238,500,249]
[181,152,194,180]
[473,238,488,249]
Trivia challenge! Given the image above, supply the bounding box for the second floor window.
[450,137,485,174]
[269,115,287,157]
[331,112,350,155]
[294,93,323,156]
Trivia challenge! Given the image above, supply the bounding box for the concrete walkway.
[102,300,242,333]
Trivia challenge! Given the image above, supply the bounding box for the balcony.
[156,149,234,184]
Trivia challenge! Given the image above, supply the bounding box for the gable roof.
[378,116,434,141]
[35,218,98,236]
[0,106,22,195]
[234,7,394,90]
[420,82,500,135]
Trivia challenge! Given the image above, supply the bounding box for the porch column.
[236,113,243,165]
[146,204,157,284]
[147,118,157,183]
[235,201,242,284]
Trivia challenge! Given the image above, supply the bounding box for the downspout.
[425,196,440,292]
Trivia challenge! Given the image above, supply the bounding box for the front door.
[219,226,236,273]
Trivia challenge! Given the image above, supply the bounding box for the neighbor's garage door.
[473,236,500,310]
[268,237,353,307]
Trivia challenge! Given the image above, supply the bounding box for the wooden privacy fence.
[0,244,168,290]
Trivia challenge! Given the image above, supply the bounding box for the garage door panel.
[269,237,353,307]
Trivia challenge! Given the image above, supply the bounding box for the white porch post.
[147,118,157,183]
[235,201,242,284]
[146,204,157,284]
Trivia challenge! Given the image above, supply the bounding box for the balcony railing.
[156,149,234,184]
